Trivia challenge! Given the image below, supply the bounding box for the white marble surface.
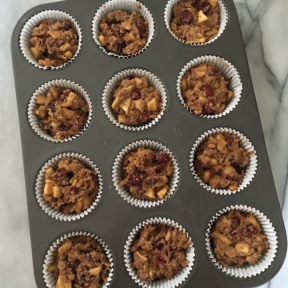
[1,0,287,287]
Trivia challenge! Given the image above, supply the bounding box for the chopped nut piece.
[208,0,219,8]
[44,180,55,196]
[198,10,209,23]
[56,276,72,288]
[36,94,47,105]
[89,266,102,276]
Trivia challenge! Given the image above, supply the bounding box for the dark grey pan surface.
[11,0,287,287]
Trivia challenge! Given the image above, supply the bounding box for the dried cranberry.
[59,124,72,131]
[210,167,215,178]
[89,172,97,182]
[241,225,255,237]
[194,159,203,174]
[146,174,160,185]
[155,152,168,165]
[155,253,166,264]
[202,84,214,96]
[47,102,56,112]
[197,2,211,13]
[231,163,243,174]
[139,110,148,123]
[181,10,193,25]
[131,87,141,99]
[70,186,80,194]
[128,174,142,186]
[63,20,72,30]
[53,38,64,47]
[231,217,240,230]
[136,20,148,37]
[204,100,213,114]
[116,42,126,54]
[156,162,167,173]
[67,172,74,179]
[212,67,220,74]
[58,168,68,178]
[144,157,152,166]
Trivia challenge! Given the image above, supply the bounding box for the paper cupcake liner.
[189,127,257,195]
[205,205,278,278]
[19,10,82,70]
[124,217,195,288]
[43,231,114,288]
[177,55,242,119]
[102,69,167,131]
[92,0,155,58]
[164,0,228,46]
[35,152,103,221]
[28,79,92,143]
[112,140,179,208]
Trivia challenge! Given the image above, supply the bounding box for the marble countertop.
[1,0,287,287]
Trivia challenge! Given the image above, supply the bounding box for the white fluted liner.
[19,10,82,70]
[35,153,103,221]
[206,205,278,278]
[112,140,179,208]
[124,217,195,287]
[177,55,242,118]
[92,0,154,58]
[102,69,167,131]
[164,0,228,46]
[43,231,114,287]
[190,127,257,195]
[28,79,92,142]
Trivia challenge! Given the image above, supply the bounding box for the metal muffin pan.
[11,0,287,287]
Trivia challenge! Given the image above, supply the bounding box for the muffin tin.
[11,0,287,287]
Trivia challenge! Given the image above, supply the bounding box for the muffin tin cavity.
[28,79,92,142]
[19,10,82,70]
[102,68,167,131]
[205,205,278,278]
[190,127,257,195]
[124,217,195,288]
[92,0,155,58]
[177,55,242,118]
[112,140,179,208]
[43,231,114,288]
[164,0,228,46]
[35,152,103,221]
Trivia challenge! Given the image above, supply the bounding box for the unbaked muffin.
[119,148,173,200]
[131,224,191,282]
[29,19,79,67]
[210,210,269,267]
[170,0,220,44]
[98,10,148,55]
[194,132,252,190]
[33,85,89,141]
[43,157,98,214]
[111,76,162,125]
[47,236,111,288]
[181,62,233,115]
